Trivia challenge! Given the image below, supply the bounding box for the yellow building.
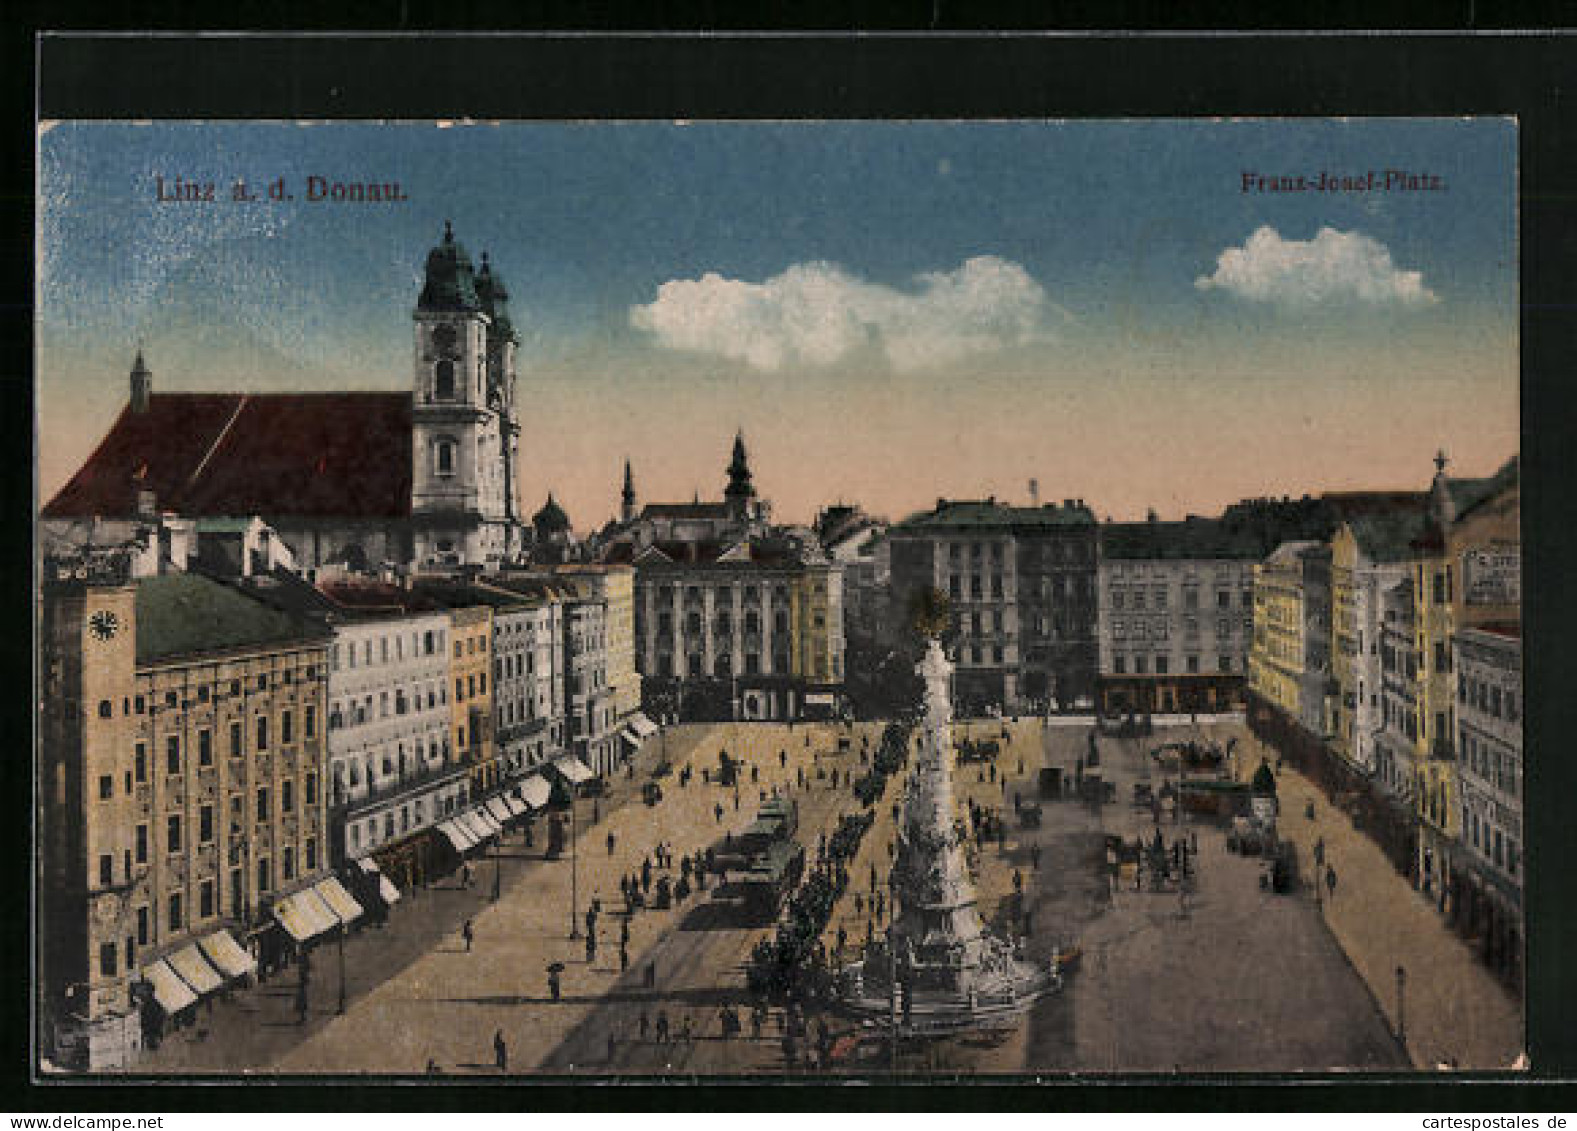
[446,604,496,795]
[791,564,844,686]
[1248,540,1329,734]
[41,558,332,1069]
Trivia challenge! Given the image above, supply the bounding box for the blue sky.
[38,118,1518,525]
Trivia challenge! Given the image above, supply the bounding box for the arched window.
[434,358,456,400]
[434,437,457,477]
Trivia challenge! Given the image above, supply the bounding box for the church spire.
[130,348,152,414]
[620,458,637,522]
[725,430,756,516]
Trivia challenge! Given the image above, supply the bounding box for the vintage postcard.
[35,118,1523,1077]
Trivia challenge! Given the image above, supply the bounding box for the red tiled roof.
[43,393,412,520]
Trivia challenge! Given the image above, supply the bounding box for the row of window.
[1459,671,1519,723]
[1112,654,1236,675]
[332,629,445,672]
[105,710,319,800]
[96,668,319,721]
[1461,728,1521,797]
[330,684,447,730]
[648,652,794,678]
[1464,806,1520,877]
[650,610,791,637]
[1110,587,1251,611]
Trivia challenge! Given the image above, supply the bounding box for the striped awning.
[553,756,596,785]
[628,712,659,738]
[436,820,478,853]
[314,877,364,926]
[273,887,338,944]
[166,944,224,995]
[458,809,495,843]
[354,857,402,906]
[197,930,256,980]
[142,959,197,1014]
[484,796,514,826]
[502,794,527,819]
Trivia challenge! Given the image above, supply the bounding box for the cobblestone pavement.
[1229,735,1524,1070]
[128,718,1510,1076]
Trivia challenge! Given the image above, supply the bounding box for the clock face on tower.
[89,610,120,642]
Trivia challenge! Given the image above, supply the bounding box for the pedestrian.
[586,930,597,964]
[621,917,631,947]
[295,980,309,1024]
[548,968,561,1001]
[656,1011,669,1043]
[645,962,656,989]
[1032,844,1042,870]
[780,750,787,768]
[1325,864,1338,903]
[639,1010,650,1041]
[607,831,617,856]
[680,1015,693,1042]
[714,802,724,824]
[642,859,652,894]
[462,862,473,889]
[494,1028,508,1072]
[1013,869,1023,894]
[608,1029,617,1064]
[620,942,629,971]
[462,918,474,952]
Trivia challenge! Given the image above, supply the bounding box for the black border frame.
[11,27,1577,1112]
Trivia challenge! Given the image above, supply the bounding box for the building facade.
[888,499,1097,715]
[323,593,463,868]
[1248,541,1332,737]
[1096,519,1258,715]
[446,605,497,795]
[42,226,527,571]
[630,539,846,722]
[40,560,331,1068]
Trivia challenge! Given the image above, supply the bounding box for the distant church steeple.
[130,349,152,414]
[725,430,756,517]
[1429,447,1456,528]
[621,458,637,523]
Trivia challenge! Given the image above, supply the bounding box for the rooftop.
[892,498,1097,533]
[136,573,330,664]
[43,392,413,521]
[1099,517,1269,561]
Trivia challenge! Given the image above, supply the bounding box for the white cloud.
[1195,226,1438,308]
[630,256,1060,372]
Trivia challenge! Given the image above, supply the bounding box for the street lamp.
[1395,965,1407,1047]
[336,922,347,1014]
[568,790,580,939]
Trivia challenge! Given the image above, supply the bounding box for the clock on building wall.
[89,610,121,642]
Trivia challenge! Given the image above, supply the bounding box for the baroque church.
[41,224,527,570]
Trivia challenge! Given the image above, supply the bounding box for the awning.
[273,887,338,944]
[165,944,224,996]
[315,877,364,926]
[458,809,495,843]
[620,727,642,749]
[197,930,257,980]
[628,712,659,739]
[502,794,528,819]
[518,775,551,811]
[376,873,402,906]
[299,887,343,935]
[142,959,198,1014]
[436,820,478,853]
[553,757,596,785]
[485,796,514,826]
[474,807,505,838]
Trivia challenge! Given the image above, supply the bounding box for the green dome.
[533,492,571,535]
[474,252,518,342]
[418,221,480,312]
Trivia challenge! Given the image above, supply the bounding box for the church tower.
[724,431,756,519]
[621,459,637,523]
[410,223,522,566]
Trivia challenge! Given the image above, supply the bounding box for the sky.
[36,119,1518,528]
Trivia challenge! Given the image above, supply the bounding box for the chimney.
[130,350,152,413]
[1028,478,1039,507]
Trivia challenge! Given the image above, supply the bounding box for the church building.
[41,224,526,571]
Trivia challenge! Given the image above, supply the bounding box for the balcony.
[332,760,469,820]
